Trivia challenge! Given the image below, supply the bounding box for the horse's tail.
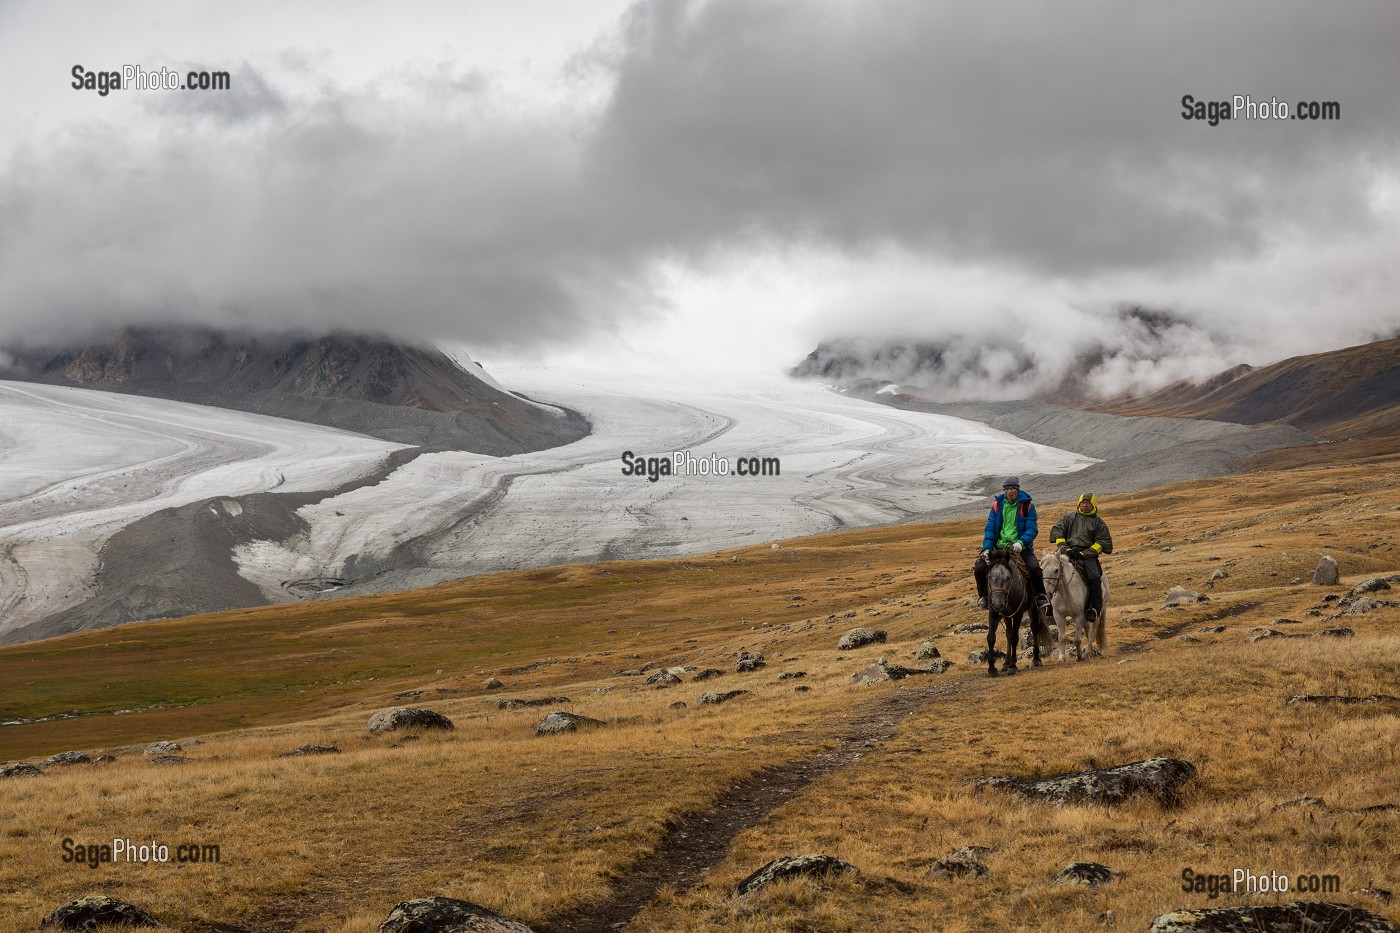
[1096,609,1108,652]
[1033,613,1053,652]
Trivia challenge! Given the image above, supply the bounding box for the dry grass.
[1,455,1398,930]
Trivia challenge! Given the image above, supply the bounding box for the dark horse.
[984,548,1052,677]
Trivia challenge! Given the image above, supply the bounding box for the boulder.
[929,845,992,879]
[736,651,766,673]
[1244,629,1289,643]
[915,641,942,661]
[144,741,182,755]
[643,670,682,688]
[367,707,455,735]
[482,677,505,690]
[1345,597,1386,615]
[951,621,990,634]
[734,854,859,896]
[378,895,536,932]
[1053,861,1123,887]
[40,895,161,929]
[1147,903,1396,933]
[1312,556,1339,585]
[967,648,1006,665]
[693,668,725,681]
[1316,627,1356,638]
[851,657,950,685]
[277,744,340,758]
[43,751,91,767]
[1,762,43,779]
[1348,575,1399,599]
[1163,587,1209,608]
[534,711,605,736]
[837,627,887,650]
[698,690,752,705]
[976,757,1196,807]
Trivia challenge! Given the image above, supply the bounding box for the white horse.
[1040,550,1109,661]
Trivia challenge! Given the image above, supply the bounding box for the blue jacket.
[982,490,1038,551]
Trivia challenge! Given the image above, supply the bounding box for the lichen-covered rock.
[967,648,1006,665]
[777,671,806,680]
[929,845,992,879]
[693,668,725,681]
[1179,634,1201,643]
[144,741,182,755]
[534,711,605,735]
[734,854,858,896]
[669,701,687,709]
[1346,597,1385,615]
[378,895,536,932]
[1163,587,1209,608]
[482,677,505,690]
[148,755,194,765]
[698,690,752,705]
[644,670,682,687]
[1,762,43,779]
[837,627,887,650]
[1286,694,1399,706]
[851,656,950,685]
[40,895,162,929]
[951,621,989,634]
[494,696,570,710]
[42,751,91,767]
[1244,629,1290,643]
[735,651,766,673]
[1199,625,1226,633]
[1348,575,1399,599]
[1316,627,1356,638]
[925,658,954,673]
[1312,556,1339,586]
[1146,903,1397,933]
[277,744,340,758]
[976,757,1196,807]
[1053,861,1123,887]
[915,641,941,661]
[367,707,455,734]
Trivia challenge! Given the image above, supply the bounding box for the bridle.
[1043,552,1079,605]
[987,557,1028,617]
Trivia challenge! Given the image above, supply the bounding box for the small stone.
[40,895,161,929]
[644,670,682,687]
[915,641,941,660]
[693,668,725,681]
[1053,861,1124,887]
[534,711,605,735]
[148,755,193,765]
[367,707,455,734]
[967,648,1006,665]
[930,845,992,879]
[1199,625,1226,633]
[777,671,806,680]
[1316,627,1356,638]
[1179,634,1201,643]
[1162,587,1208,608]
[951,621,990,634]
[1311,556,1340,585]
[1244,629,1288,643]
[1,762,43,779]
[378,895,535,932]
[698,689,752,704]
[736,651,766,673]
[669,701,688,709]
[734,854,858,896]
[482,677,505,690]
[793,685,811,693]
[277,744,340,758]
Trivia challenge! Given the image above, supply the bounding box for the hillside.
[1,451,1397,931]
[0,326,589,455]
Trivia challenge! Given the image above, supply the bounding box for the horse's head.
[987,560,1014,615]
[1042,552,1064,589]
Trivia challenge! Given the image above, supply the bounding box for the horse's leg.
[1003,613,1019,674]
[1032,609,1043,668]
[1054,604,1067,662]
[1074,617,1085,662]
[986,613,999,677]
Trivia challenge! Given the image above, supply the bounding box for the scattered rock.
[736,651,766,673]
[1316,627,1355,638]
[643,670,682,687]
[967,648,1006,665]
[1146,903,1397,933]
[1179,635,1201,643]
[367,707,455,735]
[793,685,811,693]
[851,657,949,685]
[534,711,605,736]
[1273,618,1302,625]
[777,671,806,680]
[1,762,43,779]
[693,668,725,681]
[144,741,181,755]
[1272,796,1326,811]
[915,641,942,661]
[734,854,859,896]
[669,701,687,709]
[149,755,193,765]
[482,677,505,690]
[277,744,340,758]
[698,690,752,705]
[494,696,571,710]
[1162,587,1208,608]
[930,845,993,880]
[951,621,990,634]
[40,895,162,929]
[42,751,91,767]
[592,686,614,695]
[1209,570,1229,582]
[1053,861,1124,887]
[378,895,536,932]
[837,627,887,650]
[93,754,117,764]
[1286,694,1400,706]
[976,757,1196,807]
[1348,575,1399,599]
[925,658,954,673]
[1199,625,1226,633]
[1346,597,1385,615]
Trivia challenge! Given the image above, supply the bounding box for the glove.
[980,550,990,560]
[1012,541,1023,553]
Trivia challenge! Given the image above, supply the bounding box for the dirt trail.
[535,678,977,933]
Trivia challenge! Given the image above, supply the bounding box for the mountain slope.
[0,326,589,454]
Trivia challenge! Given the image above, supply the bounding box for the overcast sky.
[1,0,1397,391]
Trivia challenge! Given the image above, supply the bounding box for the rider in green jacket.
[1049,493,1113,622]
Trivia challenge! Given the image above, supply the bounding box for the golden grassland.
[0,452,1397,931]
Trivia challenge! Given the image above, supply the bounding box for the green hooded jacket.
[1049,493,1113,555]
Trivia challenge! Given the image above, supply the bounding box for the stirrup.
[975,597,987,610]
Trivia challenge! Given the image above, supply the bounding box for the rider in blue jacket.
[974,476,1049,615]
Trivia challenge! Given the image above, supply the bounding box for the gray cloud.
[1,0,1397,374]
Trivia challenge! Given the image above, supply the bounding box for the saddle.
[986,547,1029,579]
